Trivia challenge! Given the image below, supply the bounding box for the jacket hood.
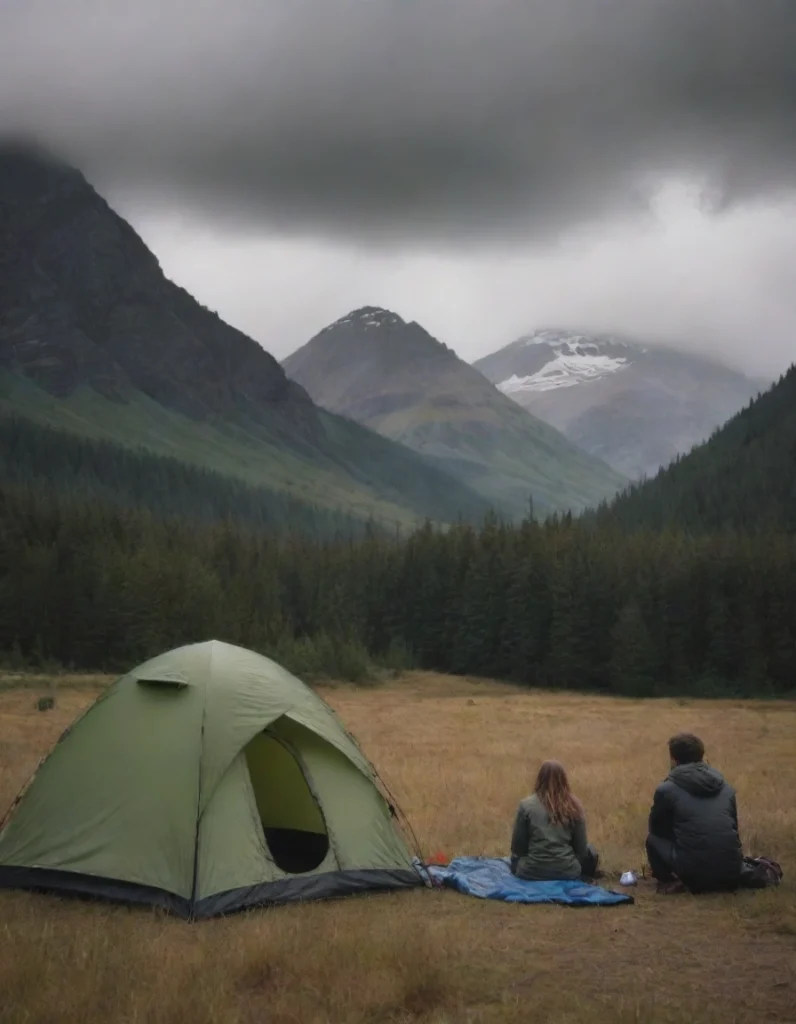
[668,762,725,797]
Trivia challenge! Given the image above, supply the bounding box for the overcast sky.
[2,0,795,378]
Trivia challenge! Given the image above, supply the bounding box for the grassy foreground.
[0,672,794,1023]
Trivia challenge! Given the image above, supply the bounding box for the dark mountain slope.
[0,142,491,528]
[594,365,796,532]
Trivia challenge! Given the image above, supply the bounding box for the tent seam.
[188,643,212,917]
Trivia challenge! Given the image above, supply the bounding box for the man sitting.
[646,732,743,894]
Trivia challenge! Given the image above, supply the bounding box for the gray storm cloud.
[2,0,796,243]
[134,186,796,380]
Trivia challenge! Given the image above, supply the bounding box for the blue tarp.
[423,857,634,906]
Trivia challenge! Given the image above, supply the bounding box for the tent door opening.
[244,728,330,875]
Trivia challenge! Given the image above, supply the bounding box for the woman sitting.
[510,760,599,881]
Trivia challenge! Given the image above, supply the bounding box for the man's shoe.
[656,879,687,895]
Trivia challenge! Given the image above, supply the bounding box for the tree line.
[2,480,794,697]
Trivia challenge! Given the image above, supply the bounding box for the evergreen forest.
[2,396,795,697]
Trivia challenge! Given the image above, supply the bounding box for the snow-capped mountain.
[282,308,626,519]
[474,330,768,480]
[318,307,405,333]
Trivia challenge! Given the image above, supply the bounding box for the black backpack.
[741,856,783,889]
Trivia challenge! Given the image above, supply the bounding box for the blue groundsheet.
[423,857,633,906]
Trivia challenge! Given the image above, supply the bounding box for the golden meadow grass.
[0,672,794,1023]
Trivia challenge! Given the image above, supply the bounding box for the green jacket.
[510,793,588,880]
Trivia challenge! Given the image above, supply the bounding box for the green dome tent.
[0,641,425,918]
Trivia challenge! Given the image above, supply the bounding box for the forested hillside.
[0,417,369,538]
[596,365,795,532]
[0,144,493,529]
[3,481,794,696]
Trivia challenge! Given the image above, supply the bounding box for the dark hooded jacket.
[648,762,743,889]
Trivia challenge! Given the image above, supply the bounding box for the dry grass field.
[0,671,794,1024]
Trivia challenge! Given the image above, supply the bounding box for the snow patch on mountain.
[324,306,404,332]
[500,352,630,393]
[497,331,639,393]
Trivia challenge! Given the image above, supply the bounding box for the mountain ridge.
[0,139,314,422]
[594,363,796,533]
[282,307,626,518]
[474,329,766,479]
[0,143,493,529]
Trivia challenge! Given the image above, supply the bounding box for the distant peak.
[324,306,405,331]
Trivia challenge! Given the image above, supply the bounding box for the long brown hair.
[534,760,583,826]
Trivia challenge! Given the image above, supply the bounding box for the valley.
[2,7,795,1024]
[282,307,626,518]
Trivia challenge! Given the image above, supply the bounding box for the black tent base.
[198,866,424,919]
[0,865,426,920]
[0,866,189,916]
